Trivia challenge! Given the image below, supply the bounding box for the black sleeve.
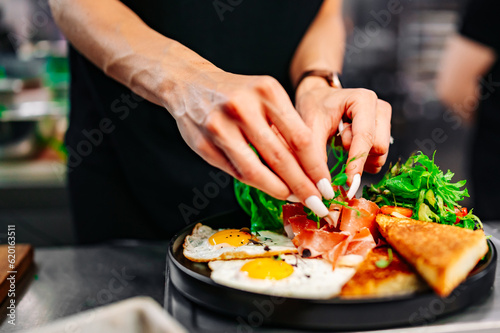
[459,0,500,53]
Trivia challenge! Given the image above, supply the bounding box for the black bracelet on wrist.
[295,70,342,91]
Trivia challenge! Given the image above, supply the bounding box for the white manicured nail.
[324,215,333,226]
[316,178,334,200]
[286,194,301,202]
[338,119,345,133]
[305,196,329,217]
[347,173,361,200]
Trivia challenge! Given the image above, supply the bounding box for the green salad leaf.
[234,143,349,232]
[234,178,286,232]
[362,151,482,230]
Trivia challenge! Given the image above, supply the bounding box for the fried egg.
[183,223,298,262]
[209,255,356,299]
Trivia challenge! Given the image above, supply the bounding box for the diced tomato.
[454,206,468,224]
[380,206,413,218]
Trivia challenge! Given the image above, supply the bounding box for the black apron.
[66,0,323,243]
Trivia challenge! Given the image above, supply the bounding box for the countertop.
[0,224,499,333]
[0,241,168,332]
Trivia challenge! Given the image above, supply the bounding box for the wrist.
[295,76,331,97]
[295,70,342,100]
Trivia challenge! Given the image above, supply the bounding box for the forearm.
[289,0,345,90]
[49,0,220,109]
[437,35,496,117]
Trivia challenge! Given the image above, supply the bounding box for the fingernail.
[286,194,301,202]
[338,119,345,133]
[324,215,333,226]
[305,196,329,217]
[316,178,334,200]
[347,173,361,199]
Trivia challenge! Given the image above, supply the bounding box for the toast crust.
[341,246,427,298]
[376,214,488,296]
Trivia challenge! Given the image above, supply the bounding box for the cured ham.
[288,215,318,236]
[325,203,343,228]
[344,227,376,257]
[292,226,350,258]
[339,198,380,241]
[282,203,307,238]
[325,234,352,265]
[283,198,379,267]
[282,203,307,222]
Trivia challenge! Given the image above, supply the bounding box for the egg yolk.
[240,258,294,280]
[208,229,253,247]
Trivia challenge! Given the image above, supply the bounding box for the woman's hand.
[295,76,392,186]
[169,70,334,217]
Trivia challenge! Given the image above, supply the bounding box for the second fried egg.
[209,255,357,299]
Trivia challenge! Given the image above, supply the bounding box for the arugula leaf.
[385,176,420,199]
[363,151,482,230]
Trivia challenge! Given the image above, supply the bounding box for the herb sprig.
[375,248,393,268]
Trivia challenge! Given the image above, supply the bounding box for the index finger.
[263,88,334,200]
[344,89,378,185]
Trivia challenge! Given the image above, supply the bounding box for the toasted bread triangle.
[340,246,428,298]
[376,214,488,297]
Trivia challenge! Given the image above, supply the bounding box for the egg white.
[209,255,356,299]
[183,224,298,262]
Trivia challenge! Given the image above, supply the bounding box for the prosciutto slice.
[291,225,350,259]
[282,198,379,267]
[282,203,307,238]
[325,234,353,265]
[339,198,380,241]
[344,227,376,257]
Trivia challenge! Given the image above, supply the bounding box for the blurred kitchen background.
[0,0,472,246]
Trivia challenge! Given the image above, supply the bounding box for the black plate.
[167,210,497,331]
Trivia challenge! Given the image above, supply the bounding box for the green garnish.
[234,142,352,232]
[234,178,286,232]
[363,151,482,230]
[375,248,393,268]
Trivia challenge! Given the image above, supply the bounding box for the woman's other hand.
[295,76,392,186]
